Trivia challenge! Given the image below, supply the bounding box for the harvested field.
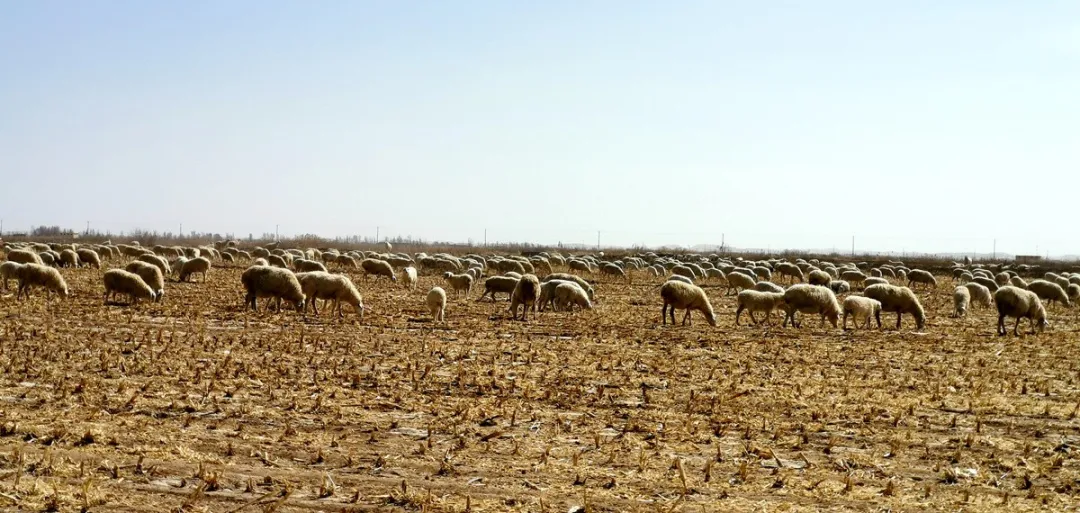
[1,265,1079,511]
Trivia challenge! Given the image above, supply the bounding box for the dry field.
[1,264,1079,512]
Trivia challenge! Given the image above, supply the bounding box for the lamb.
[1025,279,1071,308]
[725,271,756,296]
[297,271,364,318]
[863,284,926,330]
[479,276,519,302]
[443,272,474,298]
[953,286,971,317]
[660,281,717,326]
[963,282,993,309]
[361,258,397,281]
[103,269,157,305]
[402,266,418,290]
[542,273,595,301]
[752,281,784,293]
[6,249,43,265]
[553,282,592,312]
[509,274,541,321]
[241,265,306,312]
[178,257,211,283]
[538,279,573,311]
[907,269,938,289]
[781,284,841,328]
[994,286,1048,336]
[76,248,102,268]
[864,277,888,287]
[125,261,165,301]
[15,263,69,300]
[735,290,785,325]
[842,296,882,329]
[427,287,447,321]
[828,280,851,294]
[1,261,23,291]
[807,269,831,286]
[293,259,328,273]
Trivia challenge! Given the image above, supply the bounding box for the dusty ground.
[0,264,1078,512]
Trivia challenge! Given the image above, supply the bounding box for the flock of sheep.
[0,240,1069,336]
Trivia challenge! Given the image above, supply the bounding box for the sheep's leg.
[997,315,1006,336]
[895,313,902,331]
[842,312,849,330]
[682,309,692,326]
[735,306,744,326]
[1014,317,1021,336]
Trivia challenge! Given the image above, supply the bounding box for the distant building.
[1015,255,1042,264]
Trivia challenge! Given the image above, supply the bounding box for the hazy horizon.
[3,2,1079,256]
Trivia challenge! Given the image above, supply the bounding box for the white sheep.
[807,269,831,286]
[76,248,102,269]
[963,282,993,309]
[443,272,474,298]
[553,282,592,312]
[361,258,397,281]
[781,284,841,328]
[752,281,784,293]
[427,286,447,321]
[724,271,756,296]
[125,261,165,301]
[666,274,694,285]
[660,281,716,326]
[178,256,211,283]
[542,273,595,301]
[241,265,306,312]
[828,280,851,294]
[1025,279,1071,308]
[402,266,418,290]
[842,296,881,329]
[6,249,43,265]
[510,274,541,321]
[840,270,866,285]
[1,261,24,291]
[103,269,156,305]
[863,284,926,330]
[537,279,571,311]
[735,290,785,326]
[953,286,970,317]
[995,286,1048,336]
[15,263,69,300]
[297,271,364,318]
[479,275,519,302]
[294,259,328,273]
[864,276,888,287]
[906,269,937,289]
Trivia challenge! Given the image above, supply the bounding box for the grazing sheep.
[660,281,716,327]
[781,284,841,328]
[294,259,328,273]
[870,268,883,278]
[251,257,268,266]
[178,257,211,283]
[666,274,694,285]
[443,272,474,298]
[1,261,24,291]
[480,275,519,302]
[671,265,696,280]
[840,270,866,286]
[735,290,785,326]
[725,271,756,296]
[864,277,888,287]
[125,261,165,301]
[1009,276,1028,289]
[38,252,57,267]
[776,262,804,283]
[553,282,592,312]
[297,271,364,318]
[907,269,938,289]
[807,269,831,286]
[427,287,447,321]
[402,266,418,290]
[863,284,926,330]
[267,254,289,268]
[137,254,171,276]
[504,271,523,280]
[15,263,69,300]
[828,280,851,294]
[752,281,784,293]
[76,249,102,268]
[995,286,1048,336]
[600,262,628,280]
[103,269,156,305]
[509,274,541,321]
[842,296,882,329]
[361,258,397,281]
[241,265,306,312]
[953,286,971,317]
[542,273,595,301]
[1025,279,1071,308]
[995,272,1010,286]
[1068,284,1080,304]
[6,249,43,265]
[973,276,999,292]
[963,282,993,309]
[538,279,572,311]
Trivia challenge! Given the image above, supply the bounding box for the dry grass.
[0,264,1078,512]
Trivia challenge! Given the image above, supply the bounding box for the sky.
[2,1,1079,256]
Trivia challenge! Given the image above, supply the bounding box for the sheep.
[666,274,694,285]
[1025,279,1071,308]
[479,276,519,302]
[776,262,804,283]
[542,273,595,301]
[241,265,306,312]
[137,254,171,276]
[752,281,784,293]
[427,287,447,321]
[963,282,993,309]
[38,252,57,267]
[863,284,926,330]
[840,270,866,286]
[178,257,211,283]
[6,249,42,265]
[103,269,157,305]
[553,282,592,312]
[268,254,290,268]
[735,290,785,326]
[509,274,541,321]
[15,263,69,300]
[1009,276,1028,289]
[1068,284,1080,304]
[671,265,696,280]
[125,261,165,301]
[1,261,24,291]
[842,296,882,329]
[864,277,888,287]
[953,286,971,317]
[294,259,328,273]
[76,249,102,268]
[907,269,938,289]
[725,271,756,296]
[995,286,1048,336]
[870,268,883,278]
[807,269,831,286]
[538,279,573,311]
[600,263,628,280]
[660,281,716,326]
[253,257,269,266]
[504,271,523,280]
[297,271,364,318]
[828,280,851,294]
[443,272,474,298]
[995,272,1010,286]
[361,258,397,281]
[973,276,999,292]
[402,266,418,290]
[781,284,841,328]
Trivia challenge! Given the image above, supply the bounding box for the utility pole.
[86,221,90,235]
[993,239,996,260]
[851,236,855,257]
[1,219,4,237]
[376,226,380,243]
[180,223,183,237]
[275,224,279,242]
[484,229,487,247]
[597,231,601,251]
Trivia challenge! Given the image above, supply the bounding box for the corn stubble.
[0,264,1076,511]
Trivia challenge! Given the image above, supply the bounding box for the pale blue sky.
[2,1,1079,255]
